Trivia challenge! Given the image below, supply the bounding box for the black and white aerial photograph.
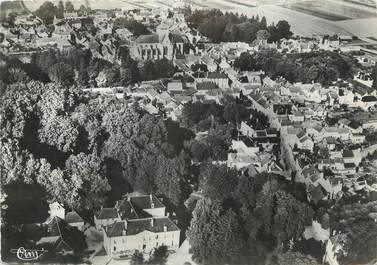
[1,0,377,264]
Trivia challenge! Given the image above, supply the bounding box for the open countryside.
[18,0,377,37]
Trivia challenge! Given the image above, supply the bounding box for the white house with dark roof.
[100,194,179,258]
[103,217,180,258]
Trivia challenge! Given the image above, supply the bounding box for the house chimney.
[150,194,155,208]
[150,218,154,227]
[163,225,167,232]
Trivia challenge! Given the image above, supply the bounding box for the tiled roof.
[299,136,310,143]
[302,166,319,178]
[207,72,227,79]
[342,150,354,158]
[35,217,80,252]
[297,130,306,139]
[196,81,217,91]
[348,120,361,129]
[115,199,139,220]
[105,218,179,237]
[135,34,159,44]
[106,221,126,237]
[65,211,83,223]
[266,128,278,135]
[325,137,336,144]
[126,217,179,236]
[344,162,356,168]
[256,130,267,137]
[169,33,185,43]
[239,135,254,147]
[97,208,119,220]
[362,95,377,102]
[130,194,164,212]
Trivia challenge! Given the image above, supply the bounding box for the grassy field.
[342,0,377,9]
[225,0,257,8]
[282,4,350,21]
[282,0,377,21]
[334,17,377,37]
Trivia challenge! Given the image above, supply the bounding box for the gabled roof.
[96,208,119,220]
[325,137,336,144]
[302,166,320,178]
[256,130,267,137]
[135,34,159,44]
[105,221,126,237]
[65,211,83,224]
[344,162,356,168]
[196,81,217,91]
[126,217,179,236]
[266,128,278,135]
[362,95,377,102]
[299,135,310,143]
[342,150,354,158]
[130,194,164,211]
[115,199,139,220]
[348,120,362,129]
[239,135,254,147]
[169,33,185,43]
[297,130,306,139]
[105,217,179,237]
[36,217,79,252]
[207,72,227,79]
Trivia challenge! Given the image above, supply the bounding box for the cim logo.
[10,247,48,261]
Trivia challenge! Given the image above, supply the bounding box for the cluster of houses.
[2,3,377,265]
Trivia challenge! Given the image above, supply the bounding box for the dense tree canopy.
[35,1,58,24]
[188,172,315,265]
[186,9,292,43]
[234,50,355,85]
[65,1,75,13]
[48,62,75,87]
[187,199,245,265]
[0,51,191,217]
[330,200,377,264]
[114,18,151,37]
[199,164,238,201]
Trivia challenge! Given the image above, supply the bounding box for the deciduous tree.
[187,199,245,265]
